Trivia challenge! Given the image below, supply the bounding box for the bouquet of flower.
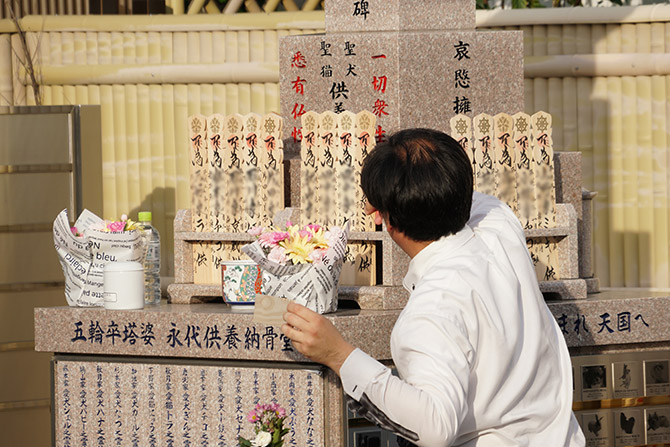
[54,209,146,307]
[247,223,341,266]
[238,402,290,447]
[242,222,348,314]
[70,214,140,237]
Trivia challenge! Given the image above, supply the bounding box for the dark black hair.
[360,128,473,241]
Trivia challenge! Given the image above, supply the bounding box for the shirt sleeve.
[339,312,473,447]
[469,192,526,245]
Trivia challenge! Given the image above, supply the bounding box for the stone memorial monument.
[280,0,524,152]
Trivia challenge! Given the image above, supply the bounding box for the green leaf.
[475,0,491,9]
[238,437,252,447]
[511,0,528,8]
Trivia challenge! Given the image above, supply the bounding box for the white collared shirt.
[340,192,585,446]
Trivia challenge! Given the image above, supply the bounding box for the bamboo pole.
[147,31,160,64]
[201,83,213,116]
[174,84,190,211]
[186,30,199,63]
[607,23,622,53]
[665,75,670,287]
[607,77,624,287]
[173,31,187,63]
[244,0,262,13]
[137,83,151,204]
[155,84,170,274]
[49,31,61,65]
[622,77,641,287]
[562,23,576,55]
[562,77,577,152]
[204,0,219,14]
[225,28,238,63]
[186,0,207,15]
[213,83,225,115]
[61,31,74,64]
[89,83,99,104]
[476,5,670,28]
[113,83,129,218]
[302,0,320,11]
[238,30,249,63]
[200,31,212,64]
[123,31,136,64]
[110,31,123,64]
[264,0,280,13]
[41,85,51,104]
[17,11,326,32]
[0,34,12,106]
[532,78,547,116]
[126,84,141,210]
[51,83,64,104]
[98,32,111,64]
[532,24,546,57]
[577,77,593,191]
[160,31,172,63]
[26,62,281,85]
[100,84,116,219]
[547,78,562,152]
[282,0,298,11]
[212,30,225,63]
[547,24,561,57]
[524,53,670,78]
[85,31,97,65]
[63,84,75,104]
[637,75,653,287]
[222,0,243,14]
[136,31,148,64]
[523,79,533,115]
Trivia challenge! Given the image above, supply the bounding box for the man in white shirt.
[282,128,585,446]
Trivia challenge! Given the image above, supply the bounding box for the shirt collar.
[402,224,475,292]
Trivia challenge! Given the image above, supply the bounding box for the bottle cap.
[138,211,152,222]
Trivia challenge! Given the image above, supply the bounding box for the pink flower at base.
[297,229,312,239]
[247,409,258,423]
[248,226,264,237]
[310,248,327,264]
[258,231,289,249]
[267,246,288,265]
[305,224,322,233]
[107,221,126,232]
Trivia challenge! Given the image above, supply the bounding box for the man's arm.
[282,303,471,446]
[281,301,354,374]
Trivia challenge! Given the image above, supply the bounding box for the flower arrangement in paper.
[248,223,344,266]
[238,402,290,447]
[83,214,140,234]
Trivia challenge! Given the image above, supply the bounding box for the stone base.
[540,279,588,300]
[585,277,600,294]
[168,279,588,308]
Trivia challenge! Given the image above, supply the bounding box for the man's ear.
[373,211,384,226]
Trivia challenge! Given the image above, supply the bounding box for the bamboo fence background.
[0,0,325,18]
[1,7,670,289]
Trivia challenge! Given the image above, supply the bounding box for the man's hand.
[281,302,354,375]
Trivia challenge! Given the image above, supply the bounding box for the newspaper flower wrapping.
[241,224,348,314]
[53,208,146,307]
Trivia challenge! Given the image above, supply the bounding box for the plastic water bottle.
[138,211,161,304]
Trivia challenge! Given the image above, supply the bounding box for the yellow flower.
[281,232,316,264]
[309,227,329,250]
